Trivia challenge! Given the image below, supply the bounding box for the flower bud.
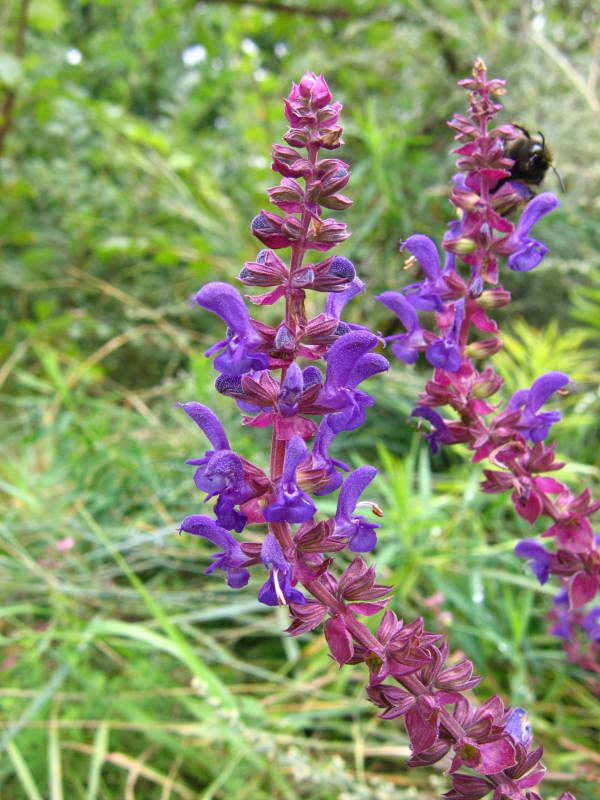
[283,95,314,129]
[215,374,245,397]
[297,72,315,98]
[334,321,351,336]
[298,72,332,108]
[472,367,503,398]
[271,144,311,178]
[435,659,479,691]
[238,250,288,287]
[317,102,342,128]
[302,365,323,389]
[251,211,293,249]
[476,286,511,308]
[307,217,351,250]
[283,127,309,148]
[300,315,339,344]
[465,337,503,358]
[447,772,492,799]
[319,126,344,150]
[319,193,352,211]
[490,179,533,217]
[316,159,351,195]
[446,237,477,254]
[280,215,304,240]
[274,323,295,352]
[328,257,355,281]
[450,187,481,212]
[292,267,315,288]
[278,362,303,416]
[267,178,305,213]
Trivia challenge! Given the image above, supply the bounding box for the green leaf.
[6,741,44,800]
[86,722,109,800]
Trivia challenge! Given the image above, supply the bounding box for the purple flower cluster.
[176,67,577,799]
[381,59,599,653]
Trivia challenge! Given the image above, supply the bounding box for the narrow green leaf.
[48,719,64,800]
[6,741,44,800]
[86,721,109,800]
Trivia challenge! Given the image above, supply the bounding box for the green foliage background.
[1,1,599,798]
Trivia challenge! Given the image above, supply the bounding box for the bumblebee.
[496,125,565,192]
[491,125,564,216]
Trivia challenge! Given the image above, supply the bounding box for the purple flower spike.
[411,406,455,455]
[334,466,380,552]
[377,291,427,364]
[505,707,533,748]
[258,533,307,606]
[426,298,464,372]
[514,539,553,585]
[507,192,559,272]
[195,282,268,375]
[264,435,317,523]
[508,372,569,442]
[179,514,250,588]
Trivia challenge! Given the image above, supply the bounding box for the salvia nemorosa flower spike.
[175,65,578,799]
[382,56,598,666]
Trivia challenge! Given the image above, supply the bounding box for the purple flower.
[508,372,569,442]
[506,192,560,272]
[179,514,250,588]
[195,282,268,375]
[264,435,317,523]
[514,539,553,585]
[334,466,380,552]
[179,401,250,531]
[504,707,533,748]
[401,234,454,311]
[377,291,427,364]
[411,406,455,455]
[426,298,464,372]
[319,330,389,433]
[258,533,306,606]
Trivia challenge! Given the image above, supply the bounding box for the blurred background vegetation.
[1,0,599,798]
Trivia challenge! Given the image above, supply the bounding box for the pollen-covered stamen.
[272,569,287,605]
[403,254,418,271]
[356,500,384,518]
